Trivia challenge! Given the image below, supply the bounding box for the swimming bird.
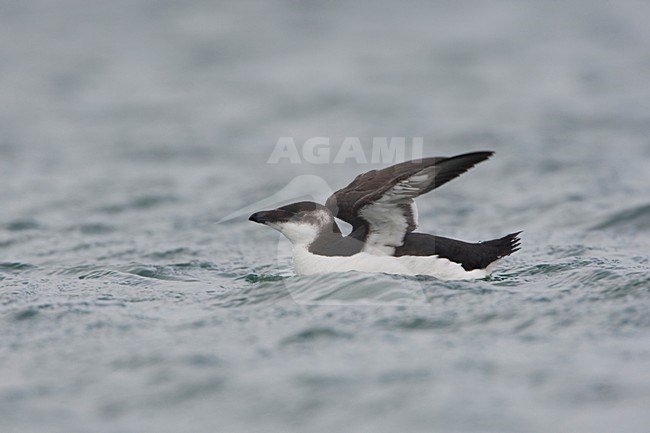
[249,151,521,280]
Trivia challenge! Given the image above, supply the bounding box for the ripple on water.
[97,194,179,214]
[5,219,41,231]
[74,268,155,287]
[13,308,39,321]
[280,272,430,305]
[592,203,650,231]
[0,262,36,274]
[236,270,525,306]
[58,263,203,284]
[377,316,457,331]
[125,265,200,282]
[242,273,287,283]
[280,327,353,345]
[144,248,197,260]
[598,273,650,300]
[77,223,116,235]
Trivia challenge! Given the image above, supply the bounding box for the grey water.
[1,1,649,432]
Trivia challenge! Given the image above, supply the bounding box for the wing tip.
[452,150,495,164]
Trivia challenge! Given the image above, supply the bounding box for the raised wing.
[325,151,494,254]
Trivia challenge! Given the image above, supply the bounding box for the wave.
[592,203,650,231]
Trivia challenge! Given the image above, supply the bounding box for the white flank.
[292,245,495,281]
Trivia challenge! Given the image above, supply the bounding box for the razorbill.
[249,151,521,280]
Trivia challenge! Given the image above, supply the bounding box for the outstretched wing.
[325,151,494,254]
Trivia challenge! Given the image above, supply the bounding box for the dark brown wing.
[325,151,494,252]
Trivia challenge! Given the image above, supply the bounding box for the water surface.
[1,1,649,432]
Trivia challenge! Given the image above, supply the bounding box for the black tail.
[480,231,522,258]
[397,231,522,271]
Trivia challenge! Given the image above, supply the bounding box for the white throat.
[268,221,321,246]
[267,209,334,247]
